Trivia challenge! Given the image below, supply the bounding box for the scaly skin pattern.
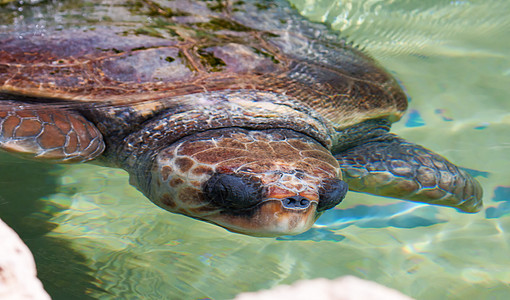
[336,135,483,212]
[0,0,483,236]
[0,102,104,162]
[112,90,335,166]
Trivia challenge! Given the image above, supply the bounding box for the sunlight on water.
[1,0,509,299]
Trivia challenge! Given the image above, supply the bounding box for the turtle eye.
[317,178,348,212]
[203,173,263,210]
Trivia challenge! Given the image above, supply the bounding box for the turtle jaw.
[207,200,321,237]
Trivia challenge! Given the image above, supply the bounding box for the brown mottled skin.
[0,0,482,236]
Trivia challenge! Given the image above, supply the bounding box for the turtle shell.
[0,0,407,131]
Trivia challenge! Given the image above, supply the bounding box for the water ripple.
[292,0,510,58]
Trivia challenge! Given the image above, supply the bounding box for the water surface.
[1,0,509,299]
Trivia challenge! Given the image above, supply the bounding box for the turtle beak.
[207,199,320,237]
[280,195,312,209]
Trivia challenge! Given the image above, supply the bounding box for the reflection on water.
[1,0,509,299]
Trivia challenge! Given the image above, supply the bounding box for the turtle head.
[140,128,347,237]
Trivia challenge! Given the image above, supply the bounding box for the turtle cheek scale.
[143,128,344,237]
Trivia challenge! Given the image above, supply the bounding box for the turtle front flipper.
[0,102,104,163]
[335,134,483,212]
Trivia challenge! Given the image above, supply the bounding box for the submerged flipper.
[0,102,104,163]
[335,134,483,212]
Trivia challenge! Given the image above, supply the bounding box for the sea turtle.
[0,0,482,236]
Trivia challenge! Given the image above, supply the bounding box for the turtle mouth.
[214,196,318,217]
[208,199,320,237]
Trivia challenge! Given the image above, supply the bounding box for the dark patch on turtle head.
[203,173,264,211]
[318,178,348,212]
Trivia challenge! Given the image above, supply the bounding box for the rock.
[235,276,414,300]
[0,218,51,300]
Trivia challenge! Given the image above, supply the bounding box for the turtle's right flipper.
[334,134,483,213]
[0,102,104,163]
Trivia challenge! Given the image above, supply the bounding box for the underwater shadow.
[0,153,105,300]
[278,201,448,241]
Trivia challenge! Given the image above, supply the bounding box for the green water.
[1,0,510,299]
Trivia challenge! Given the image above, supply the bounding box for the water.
[1,0,509,299]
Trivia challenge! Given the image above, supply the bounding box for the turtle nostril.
[281,196,311,209]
